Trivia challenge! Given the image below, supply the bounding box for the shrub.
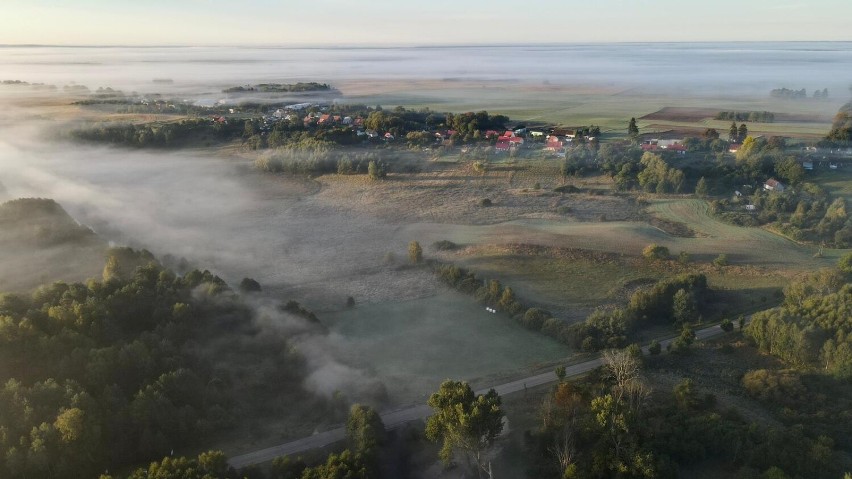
[479,198,492,207]
[522,308,550,331]
[642,243,670,260]
[432,240,459,251]
[648,339,661,355]
[238,277,262,293]
[720,318,734,332]
[713,253,729,267]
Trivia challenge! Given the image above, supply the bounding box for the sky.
[1,0,851,46]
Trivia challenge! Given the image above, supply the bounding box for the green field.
[322,291,570,404]
[342,81,841,139]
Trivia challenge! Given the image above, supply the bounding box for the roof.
[765,178,783,187]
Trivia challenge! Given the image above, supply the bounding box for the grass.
[809,167,852,202]
[322,291,570,404]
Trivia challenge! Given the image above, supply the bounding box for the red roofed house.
[546,136,564,151]
[764,178,785,192]
[495,140,511,152]
[485,130,500,139]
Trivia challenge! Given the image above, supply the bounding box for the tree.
[839,252,852,274]
[367,160,385,180]
[695,176,709,197]
[425,380,504,478]
[555,365,567,382]
[721,318,734,332]
[673,379,701,410]
[672,288,697,324]
[738,123,748,140]
[713,253,729,268]
[670,323,696,352]
[408,241,423,265]
[346,404,384,454]
[729,121,739,142]
[628,117,639,139]
[776,157,805,185]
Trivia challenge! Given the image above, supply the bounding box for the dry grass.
[313,160,640,225]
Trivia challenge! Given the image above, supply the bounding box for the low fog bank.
[0,110,429,404]
[3,43,851,99]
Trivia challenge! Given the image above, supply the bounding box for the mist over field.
[2,43,851,97]
[1,43,850,400]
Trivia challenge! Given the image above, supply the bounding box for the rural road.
[228,322,733,468]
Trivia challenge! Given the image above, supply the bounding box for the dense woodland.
[0,245,326,479]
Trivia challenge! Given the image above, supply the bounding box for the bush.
[720,318,734,332]
[642,243,670,260]
[238,277,262,293]
[432,240,459,251]
[479,198,493,207]
[648,339,662,355]
[522,308,550,331]
[713,253,729,267]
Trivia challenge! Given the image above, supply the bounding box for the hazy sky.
[1,0,850,45]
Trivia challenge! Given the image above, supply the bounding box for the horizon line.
[2,40,852,49]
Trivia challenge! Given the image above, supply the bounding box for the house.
[342,116,353,125]
[484,130,500,139]
[366,130,379,139]
[802,161,814,171]
[745,204,757,211]
[495,140,511,152]
[728,143,741,153]
[764,178,785,192]
[317,114,332,125]
[830,162,839,170]
[529,130,545,138]
[545,136,564,151]
[383,132,395,141]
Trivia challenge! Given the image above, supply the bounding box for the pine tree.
[729,121,738,142]
[628,117,639,139]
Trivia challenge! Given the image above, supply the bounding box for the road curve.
[228,322,731,468]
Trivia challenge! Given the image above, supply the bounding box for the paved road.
[228,322,732,468]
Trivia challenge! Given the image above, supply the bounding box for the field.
[321,291,570,404]
[337,79,842,141]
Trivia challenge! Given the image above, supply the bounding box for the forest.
[0,246,327,479]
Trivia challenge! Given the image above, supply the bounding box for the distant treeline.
[71,119,244,148]
[223,82,332,93]
[715,111,775,123]
[771,87,829,99]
